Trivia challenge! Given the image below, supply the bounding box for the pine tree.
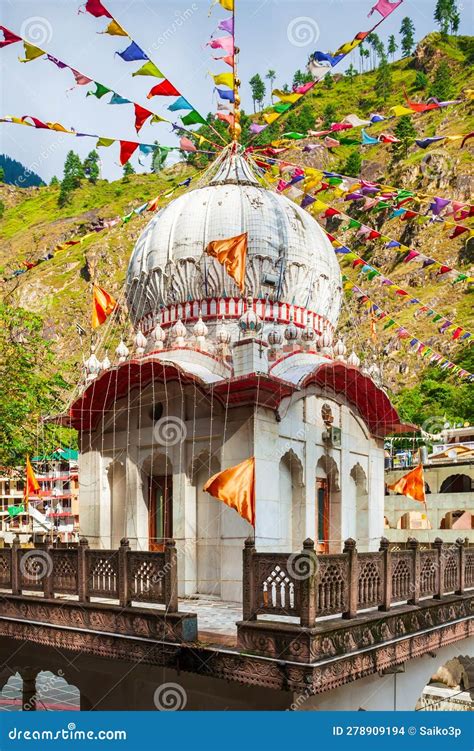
[323,103,338,128]
[399,17,416,57]
[83,150,100,184]
[393,115,417,158]
[323,72,333,89]
[58,150,84,207]
[292,69,312,89]
[0,200,4,219]
[434,0,460,35]
[375,56,393,102]
[414,70,428,90]
[343,150,362,178]
[345,63,357,86]
[266,69,276,102]
[0,167,4,183]
[50,176,59,186]
[249,74,265,112]
[388,35,398,61]
[122,161,135,182]
[429,60,455,100]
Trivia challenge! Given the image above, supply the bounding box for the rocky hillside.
[0,34,472,460]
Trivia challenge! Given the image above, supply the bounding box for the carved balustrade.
[0,536,178,612]
[242,536,473,627]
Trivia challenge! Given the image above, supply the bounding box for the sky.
[0,0,471,182]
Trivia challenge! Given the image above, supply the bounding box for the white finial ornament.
[172,318,186,347]
[150,322,166,350]
[238,297,262,337]
[193,315,208,350]
[134,329,147,356]
[347,351,360,368]
[333,338,347,361]
[85,346,102,381]
[101,351,111,370]
[116,340,129,363]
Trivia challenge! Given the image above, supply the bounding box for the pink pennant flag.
[72,69,93,86]
[216,111,234,126]
[179,137,197,152]
[368,0,403,18]
[403,249,420,262]
[208,36,234,55]
[294,82,314,94]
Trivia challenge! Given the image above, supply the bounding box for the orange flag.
[203,457,255,526]
[388,464,426,504]
[24,456,40,508]
[92,285,117,329]
[206,232,247,293]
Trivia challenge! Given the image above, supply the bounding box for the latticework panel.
[52,549,78,594]
[87,550,119,598]
[254,554,300,616]
[391,551,413,603]
[18,549,47,591]
[465,550,474,588]
[317,555,349,616]
[357,554,383,609]
[128,552,166,603]
[0,549,11,588]
[419,550,438,597]
[444,551,459,594]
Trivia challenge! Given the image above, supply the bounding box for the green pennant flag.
[371,202,391,212]
[383,319,396,330]
[87,83,112,99]
[348,218,361,229]
[282,132,305,139]
[338,138,361,146]
[122,211,134,224]
[367,270,380,280]
[181,110,207,126]
[453,273,467,283]
[432,314,443,323]
[96,137,115,148]
[7,505,24,517]
[328,177,343,186]
[132,61,164,78]
[274,103,292,113]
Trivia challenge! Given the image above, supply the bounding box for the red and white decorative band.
[138,298,334,336]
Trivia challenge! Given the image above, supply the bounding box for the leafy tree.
[0,303,76,466]
[83,150,100,184]
[292,69,312,89]
[392,115,417,158]
[375,55,393,102]
[0,166,4,183]
[345,63,358,86]
[388,34,398,61]
[323,72,333,89]
[323,103,337,128]
[58,151,84,207]
[122,161,135,182]
[266,69,276,102]
[429,59,455,100]
[400,17,416,57]
[435,0,460,35]
[285,103,314,134]
[50,176,59,186]
[249,74,265,112]
[343,150,362,177]
[414,70,428,90]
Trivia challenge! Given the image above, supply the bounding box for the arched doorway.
[316,455,340,553]
[350,463,369,551]
[141,453,173,552]
[278,450,304,552]
[108,461,126,549]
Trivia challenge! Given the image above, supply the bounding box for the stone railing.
[0,537,178,612]
[242,536,474,626]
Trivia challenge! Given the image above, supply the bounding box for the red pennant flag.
[147,80,180,98]
[134,104,153,133]
[92,285,117,328]
[147,196,160,211]
[81,0,113,18]
[449,225,469,239]
[368,230,382,239]
[0,26,22,48]
[323,207,340,218]
[400,210,417,220]
[119,140,139,165]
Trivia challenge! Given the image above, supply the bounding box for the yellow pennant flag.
[104,19,128,36]
[217,0,234,9]
[19,42,45,62]
[206,232,248,293]
[334,39,360,55]
[263,111,280,125]
[272,89,302,104]
[390,105,413,117]
[204,457,255,526]
[212,72,234,88]
[46,122,75,133]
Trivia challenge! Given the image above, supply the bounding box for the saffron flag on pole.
[206,232,247,293]
[24,455,40,509]
[388,464,426,504]
[92,285,117,328]
[204,457,255,526]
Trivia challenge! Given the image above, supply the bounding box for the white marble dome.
[126,153,342,337]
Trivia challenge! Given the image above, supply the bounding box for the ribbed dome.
[126,153,342,335]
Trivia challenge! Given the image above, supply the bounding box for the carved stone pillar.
[242,537,256,621]
[299,538,317,627]
[342,538,358,619]
[433,537,445,600]
[119,538,131,608]
[456,538,465,595]
[11,535,20,596]
[379,537,391,612]
[407,537,420,606]
[78,537,89,602]
[164,540,178,613]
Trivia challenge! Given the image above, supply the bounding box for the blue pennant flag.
[216,87,235,103]
[117,42,149,62]
[167,96,193,112]
[109,93,131,105]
